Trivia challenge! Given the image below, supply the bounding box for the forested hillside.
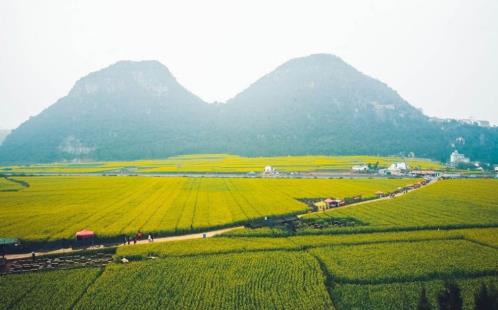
[1,54,496,164]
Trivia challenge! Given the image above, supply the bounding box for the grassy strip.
[222,222,498,237]
[117,228,479,260]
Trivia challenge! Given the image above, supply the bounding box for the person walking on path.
[148,235,152,242]
[31,252,36,262]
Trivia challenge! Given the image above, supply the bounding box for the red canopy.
[75,229,95,239]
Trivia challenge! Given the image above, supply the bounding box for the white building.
[450,150,470,165]
[388,162,408,172]
[264,166,275,174]
[352,165,369,173]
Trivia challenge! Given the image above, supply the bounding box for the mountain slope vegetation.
[0,54,496,164]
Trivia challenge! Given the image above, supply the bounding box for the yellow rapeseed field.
[306,179,498,229]
[0,176,412,241]
[0,154,442,173]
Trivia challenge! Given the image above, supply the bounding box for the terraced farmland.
[306,179,498,230]
[0,176,411,241]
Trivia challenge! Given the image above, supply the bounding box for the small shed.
[75,229,96,240]
[375,191,385,198]
[324,198,334,205]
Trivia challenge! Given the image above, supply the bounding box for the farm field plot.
[305,179,498,230]
[117,227,498,259]
[0,153,442,173]
[332,276,498,310]
[0,176,412,241]
[310,239,498,283]
[0,177,23,191]
[117,236,295,259]
[2,227,498,309]
[74,251,334,310]
[0,268,101,310]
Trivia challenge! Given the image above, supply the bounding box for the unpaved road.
[5,226,244,260]
[5,178,437,261]
[299,177,438,215]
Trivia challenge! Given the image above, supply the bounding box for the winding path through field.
[5,226,244,260]
[299,177,439,215]
[5,177,437,261]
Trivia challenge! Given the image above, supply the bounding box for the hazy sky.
[1,0,497,129]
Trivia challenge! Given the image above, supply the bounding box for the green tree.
[418,287,432,310]
[490,285,498,309]
[474,283,491,310]
[475,283,498,310]
[438,281,463,310]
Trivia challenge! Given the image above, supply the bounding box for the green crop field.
[116,227,498,259]
[0,268,101,310]
[1,177,497,309]
[75,252,333,310]
[0,153,442,174]
[3,227,498,309]
[333,277,498,310]
[0,176,412,241]
[310,239,498,283]
[305,179,498,230]
[0,178,23,191]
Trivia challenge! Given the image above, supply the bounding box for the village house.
[263,165,276,175]
[387,162,408,175]
[351,165,369,173]
[449,150,470,166]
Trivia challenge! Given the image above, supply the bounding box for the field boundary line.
[69,267,105,310]
[2,277,39,309]
[305,250,338,310]
[464,237,498,250]
[332,270,498,285]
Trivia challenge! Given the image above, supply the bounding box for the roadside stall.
[75,229,96,247]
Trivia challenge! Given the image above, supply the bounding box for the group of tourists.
[123,231,154,245]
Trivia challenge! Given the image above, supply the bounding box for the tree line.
[417,281,498,310]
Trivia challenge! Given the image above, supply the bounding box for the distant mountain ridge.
[0,129,10,146]
[1,54,497,164]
